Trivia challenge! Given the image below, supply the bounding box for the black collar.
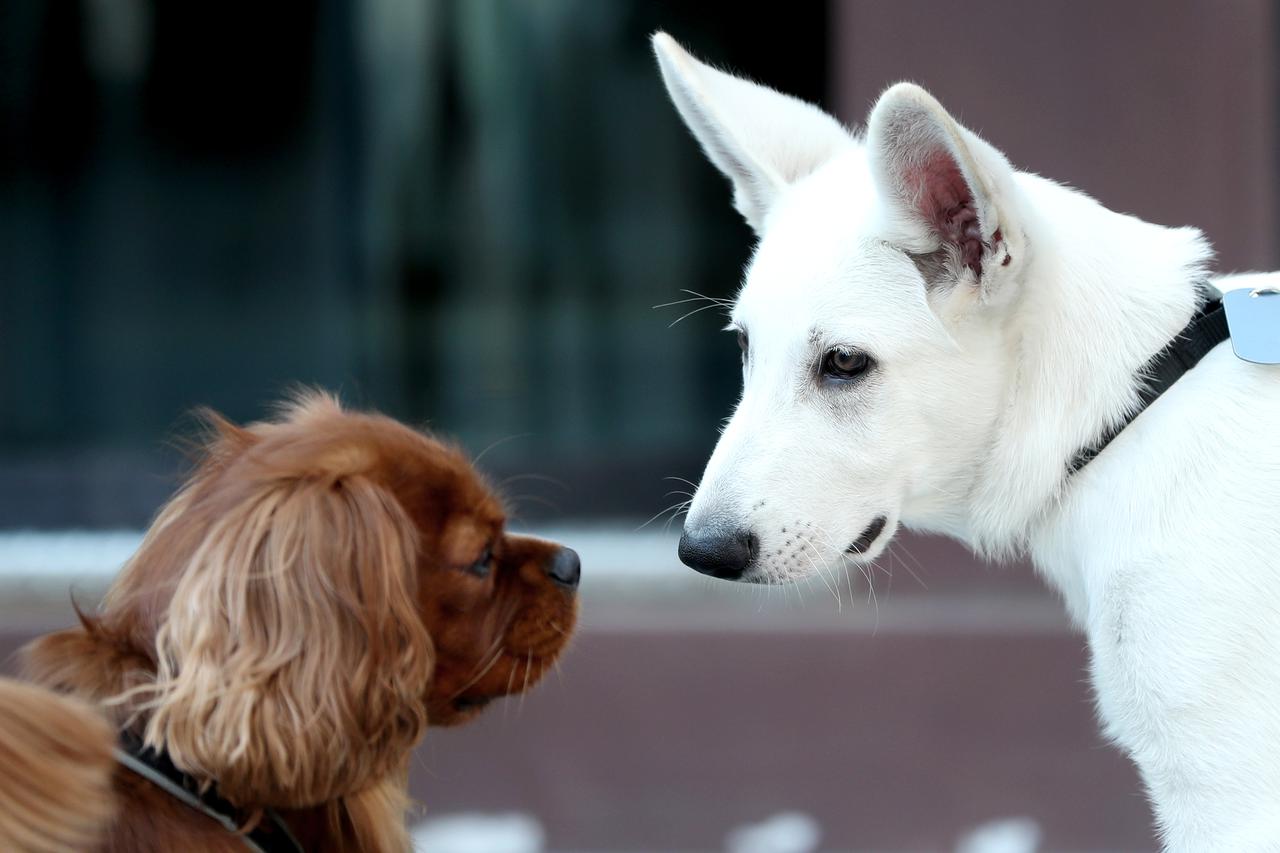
[1068,281,1229,475]
[114,730,304,853]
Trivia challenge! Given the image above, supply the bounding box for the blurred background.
[1,1,1275,850]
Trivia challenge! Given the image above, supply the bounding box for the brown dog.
[7,393,578,851]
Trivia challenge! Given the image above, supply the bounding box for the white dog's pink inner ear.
[911,150,985,276]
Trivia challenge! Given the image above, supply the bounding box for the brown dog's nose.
[546,547,580,590]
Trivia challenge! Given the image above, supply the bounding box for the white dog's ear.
[867,83,1018,293]
[652,32,853,234]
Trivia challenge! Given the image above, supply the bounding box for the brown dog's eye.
[467,546,493,578]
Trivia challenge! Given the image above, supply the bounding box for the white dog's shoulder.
[1037,342,1280,848]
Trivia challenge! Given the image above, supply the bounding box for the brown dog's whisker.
[503,493,563,518]
[550,655,565,687]
[448,650,505,702]
[517,650,534,718]
[497,472,572,492]
[470,432,534,466]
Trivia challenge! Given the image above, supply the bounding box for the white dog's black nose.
[678,526,757,580]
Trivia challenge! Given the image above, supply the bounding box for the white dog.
[653,33,1280,851]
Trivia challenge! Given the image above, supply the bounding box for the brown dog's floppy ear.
[0,678,117,853]
[140,454,434,808]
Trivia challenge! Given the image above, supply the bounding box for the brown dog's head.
[96,392,578,807]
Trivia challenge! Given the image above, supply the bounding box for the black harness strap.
[114,730,303,853]
[1068,281,1230,475]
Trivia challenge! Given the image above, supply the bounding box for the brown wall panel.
[833,0,1276,272]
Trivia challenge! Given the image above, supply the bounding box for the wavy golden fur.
[0,677,117,852]
[15,392,579,852]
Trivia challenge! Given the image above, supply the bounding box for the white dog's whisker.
[891,542,930,590]
[636,500,692,532]
[679,288,733,305]
[667,302,731,327]
[796,536,841,610]
[663,505,691,535]
[652,294,732,311]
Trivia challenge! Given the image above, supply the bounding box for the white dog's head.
[654,34,1031,583]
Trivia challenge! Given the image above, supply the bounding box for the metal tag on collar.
[1223,286,1280,364]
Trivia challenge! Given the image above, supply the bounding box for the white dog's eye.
[821,348,872,381]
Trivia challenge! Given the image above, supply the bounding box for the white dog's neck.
[947,174,1211,578]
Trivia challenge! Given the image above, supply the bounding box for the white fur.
[654,33,1280,850]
